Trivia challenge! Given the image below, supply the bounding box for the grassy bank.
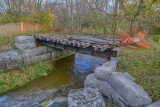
[118,35,160,101]
[0,23,31,52]
[0,23,69,95]
[0,23,54,95]
[0,23,21,51]
[0,60,54,95]
[0,23,43,52]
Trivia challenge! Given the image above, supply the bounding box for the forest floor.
[118,35,160,101]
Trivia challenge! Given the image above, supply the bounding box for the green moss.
[42,99,52,107]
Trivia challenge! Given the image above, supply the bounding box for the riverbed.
[0,53,105,107]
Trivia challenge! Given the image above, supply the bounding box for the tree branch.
[85,0,111,16]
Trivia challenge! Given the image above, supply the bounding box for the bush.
[41,12,54,29]
[153,27,160,34]
[0,14,16,24]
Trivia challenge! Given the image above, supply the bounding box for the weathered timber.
[32,34,120,60]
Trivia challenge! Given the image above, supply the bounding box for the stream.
[0,53,105,107]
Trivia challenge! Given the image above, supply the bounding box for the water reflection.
[74,53,105,73]
[0,53,105,106]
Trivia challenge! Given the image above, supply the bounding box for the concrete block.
[23,46,48,56]
[84,73,111,97]
[109,72,152,107]
[108,87,128,107]
[15,43,36,50]
[51,51,58,58]
[95,62,116,81]
[23,53,52,65]
[15,36,35,44]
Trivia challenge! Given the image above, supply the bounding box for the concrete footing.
[0,36,75,72]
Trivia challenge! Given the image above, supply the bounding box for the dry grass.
[0,23,52,95]
[0,23,40,52]
[0,23,23,51]
[0,23,21,35]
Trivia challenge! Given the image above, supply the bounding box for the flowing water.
[0,53,105,107]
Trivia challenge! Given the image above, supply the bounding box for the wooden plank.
[81,43,91,48]
[61,42,66,45]
[100,45,109,52]
[34,34,120,47]
[76,42,81,47]
[47,37,50,41]
[67,41,72,45]
[71,41,76,46]
[92,45,99,51]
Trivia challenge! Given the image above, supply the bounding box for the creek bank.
[0,35,75,96]
[0,36,75,72]
[67,57,157,107]
[0,53,105,106]
[83,58,155,107]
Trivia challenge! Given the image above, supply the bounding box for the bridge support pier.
[107,50,112,61]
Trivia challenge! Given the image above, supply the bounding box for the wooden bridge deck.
[32,34,120,60]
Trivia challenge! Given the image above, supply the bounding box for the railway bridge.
[32,34,120,60]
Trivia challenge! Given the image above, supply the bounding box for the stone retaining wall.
[84,58,153,107]
[0,36,75,72]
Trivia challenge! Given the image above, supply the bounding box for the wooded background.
[0,0,160,35]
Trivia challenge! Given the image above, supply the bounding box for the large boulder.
[14,36,35,44]
[109,72,152,107]
[84,73,111,96]
[68,86,106,107]
[84,73,128,107]
[95,61,117,81]
[108,87,128,107]
[15,43,36,50]
[0,50,23,71]
[14,36,36,50]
